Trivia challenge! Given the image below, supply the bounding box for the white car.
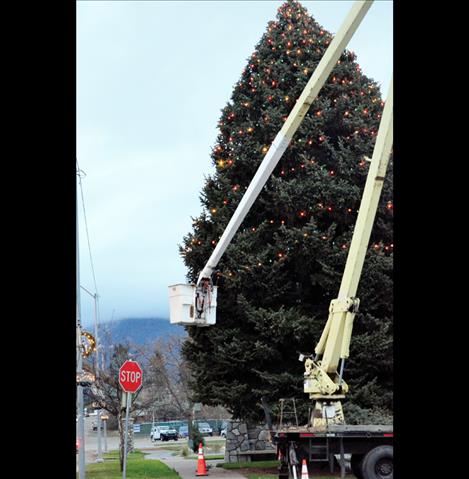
[150,425,178,442]
[197,422,213,436]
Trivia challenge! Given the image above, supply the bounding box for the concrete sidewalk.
[155,456,246,479]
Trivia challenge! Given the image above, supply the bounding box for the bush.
[181,445,190,457]
[343,403,393,425]
[190,429,205,453]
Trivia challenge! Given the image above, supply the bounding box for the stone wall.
[224,420,275,463]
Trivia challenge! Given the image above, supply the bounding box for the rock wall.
[224,420,274,463]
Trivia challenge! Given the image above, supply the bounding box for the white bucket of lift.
[168,284,217,326]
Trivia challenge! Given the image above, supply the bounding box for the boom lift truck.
[169,2,393,478]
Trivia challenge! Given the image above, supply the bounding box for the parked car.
[197,422,213,436]
[178,425,189,438]
[92,421,103,431]
[219,421,228,437]
[150,425,178,442]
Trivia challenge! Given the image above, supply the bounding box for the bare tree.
[137,335,192,418]
[85,342,155,472]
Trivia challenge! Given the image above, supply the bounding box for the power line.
[76,159,99,297]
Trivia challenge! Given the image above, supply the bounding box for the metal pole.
[80,285,100,373]
[76,170,86,479]
[338,359,345,386]
[103,417,108,453]
[188,404,194,451]
[93,293,99,373]
[122,392,131,479]
[339,437,345,478]
[96,409,103,462]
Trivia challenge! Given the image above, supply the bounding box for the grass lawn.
[221,460,280,469]
[153,445,182,451]
[206,439,226,446]
[79,450,180,479]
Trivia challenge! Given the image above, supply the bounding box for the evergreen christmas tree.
[181,0,393,424]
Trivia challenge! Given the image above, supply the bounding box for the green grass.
[154,445,182,451]
[207,439,226,446]
[79,450,181,479]
[221,460,280,470]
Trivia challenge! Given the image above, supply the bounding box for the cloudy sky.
[77,0,393,327]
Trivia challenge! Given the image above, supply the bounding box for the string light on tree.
[81,331,96,358]
[182,0,393,417]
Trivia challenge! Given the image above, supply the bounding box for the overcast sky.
[77,0,393,327]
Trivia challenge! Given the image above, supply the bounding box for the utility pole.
[80,286,100,378]
[77,169,86,479]
[96,409,103,462]
[102,414,108,453]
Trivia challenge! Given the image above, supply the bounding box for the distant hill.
[98,317,186,347]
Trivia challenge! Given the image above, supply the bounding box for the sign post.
[96,409,103,463]
[119,360,143,479]
[122,392,131,479]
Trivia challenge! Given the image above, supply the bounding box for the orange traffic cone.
[196,442,208,476]
[301,459,309,479]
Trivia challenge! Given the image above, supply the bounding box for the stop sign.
[119,360,143,393]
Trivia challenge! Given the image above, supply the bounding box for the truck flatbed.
[274,424,393,479]
[276,424,393,437]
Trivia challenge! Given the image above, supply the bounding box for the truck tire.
[362,445,393,479]
[350,454,365,478]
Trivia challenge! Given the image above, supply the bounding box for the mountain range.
[96,317,186,346]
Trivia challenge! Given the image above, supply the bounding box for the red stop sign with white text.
[119,360,143,393]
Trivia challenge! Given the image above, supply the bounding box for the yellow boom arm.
[303,77,393,401]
